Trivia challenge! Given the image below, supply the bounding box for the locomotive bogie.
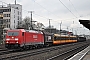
[5,44,20,49]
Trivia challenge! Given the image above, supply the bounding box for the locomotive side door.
[22,32,25,47]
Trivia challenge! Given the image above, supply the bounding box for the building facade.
[0,4,22,29]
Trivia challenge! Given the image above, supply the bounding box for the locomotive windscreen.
[7,32,19,36]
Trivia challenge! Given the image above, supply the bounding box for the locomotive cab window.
[7,32,19,36]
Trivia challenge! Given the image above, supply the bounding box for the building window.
[14,10,15,13]
[8,14,10,17]
[9,9,11,12]
[9,19,10,22]
[0,14,3,17]
[3,10,6,12]
[3,9,11,12]
[18,16,19,20]
[3,20,6,23]
[14,20,15,23]
[4,14,10,17]
[20,12,21,15]
[6,19,7,22]
[6,24,8,28]
[8,24,10,28]
[18,21,19,25]
[18,11,19,15]
[20,17,21,20]
[7,14,8,17]
[14,15,15,18]
[6,19,10,23]
[14,25,15,28]
[0,9,3,13]
[0,20,3,24]
[4,14,6,17]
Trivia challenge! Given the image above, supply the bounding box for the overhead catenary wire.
[0,0,90,27]
[22,8,89,26]
[32,0,85,22]
[32,0,61,19]
[0,0,90,20]
[58,0,78,18]
[0,0,89,35]
[22,9,49,20]
[69,0,80,17]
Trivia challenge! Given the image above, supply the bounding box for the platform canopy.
[79,20,90,30]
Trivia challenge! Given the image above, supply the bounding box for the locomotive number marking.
[33,35,37,38]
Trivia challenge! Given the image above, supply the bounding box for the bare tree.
[36,22,45,30]
[16,16,45,30]
[16,16,31,29]
[16,16,37,30]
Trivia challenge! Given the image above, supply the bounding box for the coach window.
[64,37,66,40]
[62,37,64,40]
[67,37,69,40]
[71,37,73,40]
[70,37,71,40]
[74,37,76,40]
[72,37,73,40]
[60,37,62,40]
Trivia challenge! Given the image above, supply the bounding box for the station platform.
[68,45,90,60]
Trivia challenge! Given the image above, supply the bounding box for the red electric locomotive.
[5,29,53,49]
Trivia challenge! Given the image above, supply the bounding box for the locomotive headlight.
[6,41,8,43]
[15,38,18,40]
[16,41,18,43]
[6,38,10,40]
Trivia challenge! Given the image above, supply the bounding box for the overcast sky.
[0,0,90,35]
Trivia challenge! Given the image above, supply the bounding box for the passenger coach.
[53,34,77,44]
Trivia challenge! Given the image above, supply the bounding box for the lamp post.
[48,19,52,33]
[60,21,62,35]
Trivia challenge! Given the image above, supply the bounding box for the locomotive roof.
[7,29,43,34]
[25,30,43,34]
[7,29,25,32]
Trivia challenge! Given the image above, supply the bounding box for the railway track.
[0,44,5,48]
[0,49,7,51]
[0,45,13,55]
[0,41,89,60]
[47,43,88,60]
[0,50,15,55]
